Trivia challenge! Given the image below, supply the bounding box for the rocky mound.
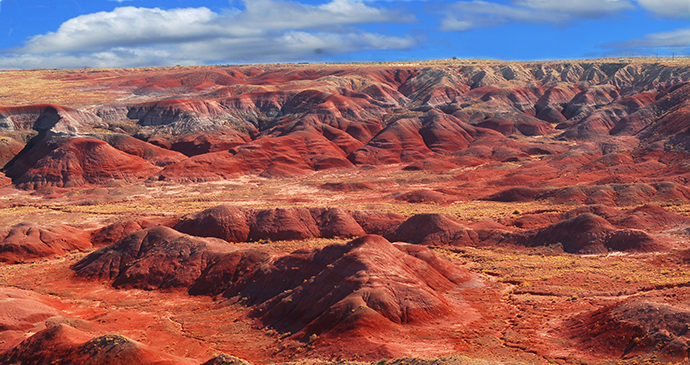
[348,112,477,165]
[476,113,553,137]
[0,324,197,365]
[509,204,690,232]
[126,98,230,127]
[170,131,253,157]
[486,182,690,206]
[7,63,690,190]
[156,129,354,181]
[484,187,542,203]
[202,354,252,365]
[173,205,250,243]
[249,207,322,241]
[90,220,144,247]
[505,213,663,254]
[72,226,238,290]
[350,210,406,236]
[320,181,377,192]
[402,158,459,172]
[103,134,187,167]
[612,83,690,145]
[0,222,91,263]
[577,204,690,231]
[387,214,477,246]
[174,205,366,242]
[391,189,454,205]
[507,211,565,229]
[569,300,690,362]
[222,236,476,343]
[73,232,477,354]
[4,133,160,189]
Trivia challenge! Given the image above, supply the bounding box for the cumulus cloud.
[442,0,635,31]
[0,0,415,69]
[636,0,690,18]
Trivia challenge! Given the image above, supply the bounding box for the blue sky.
[0,0,688,69]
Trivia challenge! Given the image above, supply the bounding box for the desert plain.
[1,58,690,364]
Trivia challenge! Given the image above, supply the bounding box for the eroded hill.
[2,59,690,364]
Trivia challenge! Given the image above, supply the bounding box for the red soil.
[90,220,144,248]
[174,205,367,242]
[4,134,160,189]
[388,214,477,246]
[4,61,690,364]
[74,230,480,358]
[390,189,455,205]
[0,287,62,332]
[0,223,91,263]
[104,134,188,167]
[73,227,237,290]
[569,300,690,362]
[505,213,663,254]
[320,181,377,192]
[0,325,197,365]
[170,131,253,157]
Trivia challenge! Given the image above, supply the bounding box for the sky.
[0,0,688,69]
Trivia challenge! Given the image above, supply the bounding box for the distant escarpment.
[2,62,690,188]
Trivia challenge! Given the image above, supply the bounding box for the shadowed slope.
[174,205,366,242]
[73,226,238,290]
[570,300,690,362]
[72,231,478,357]
[4,133,160,189]
[505,213,663,254]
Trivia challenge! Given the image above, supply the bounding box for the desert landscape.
[2,58,690,364]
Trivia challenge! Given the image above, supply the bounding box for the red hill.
[0,223,91,263]
[4,134,160,189]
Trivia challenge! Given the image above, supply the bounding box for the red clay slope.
[174,205,366,242]
[569,300,690,362]
[0,325,197,365]
[0,223,91,264]
[73,229,479,359]
[7,62,690,188]
[4,134,160,189]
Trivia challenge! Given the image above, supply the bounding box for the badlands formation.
[2,59,690,364]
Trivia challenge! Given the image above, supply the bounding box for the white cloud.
[603,0,690,52]
[0,0,415,69]
[636,0,690,18]
[20,7,225,54]
[606,27,690,50]
[514,0,635,17]
[442,0,635,31]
